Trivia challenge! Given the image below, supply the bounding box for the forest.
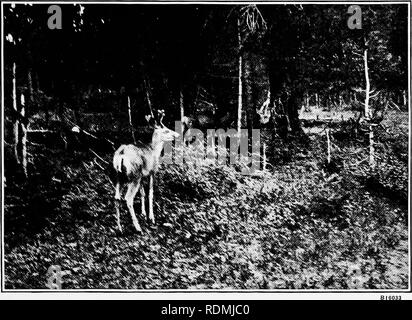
[2,3,409,289]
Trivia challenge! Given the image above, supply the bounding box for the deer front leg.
[115,181,121,200]
[125,179,142,233]
[148,174,155,224]
[114,181,122,232]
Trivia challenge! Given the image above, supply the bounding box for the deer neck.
[150,139,165,160]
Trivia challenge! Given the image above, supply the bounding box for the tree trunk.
[363,48,375,168]
[143,78,154,118]
[305,92,309,111]
[180,88,184,123]
[262,142,267,171]
[403,90,407,108]
[28,68,34,107]
[12,62,20,164]
[286,94,301,132]
[364,49,370,118]
[179,87,185,137]
[20,93,28,178]
[25,69,33,176]
[237,17,243,136]
[369,126,375,169]
[179,88,185,143]
[266,7,303,138]
[127,96,136,144]
[326,128,331,164]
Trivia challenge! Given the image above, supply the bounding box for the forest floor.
[3,110,409,289]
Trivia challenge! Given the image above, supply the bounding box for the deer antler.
[157,109,165,127]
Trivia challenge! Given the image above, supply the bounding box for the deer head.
[146,109,179,145]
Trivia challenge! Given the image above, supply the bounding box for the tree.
[263,5,308,137]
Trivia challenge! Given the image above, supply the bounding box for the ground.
[3,110,409,289]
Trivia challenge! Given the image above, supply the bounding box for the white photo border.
[0,0,410,300]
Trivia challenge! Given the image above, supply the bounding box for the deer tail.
[113,145,127,174]
[113,144,144,179]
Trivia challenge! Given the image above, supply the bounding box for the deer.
[112,110,179,233]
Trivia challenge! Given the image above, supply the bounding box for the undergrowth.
[4,112,409,289]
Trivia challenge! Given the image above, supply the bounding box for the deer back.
[114,144,158,178]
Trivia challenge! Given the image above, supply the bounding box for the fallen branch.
[89,148,109,165]
[27,129,56,133]
[93,158,105,170]
[370,91,380,99]
[353,157,369,166]
[390,100,401,111]
[64,117,115,147]
[27,141,45,147]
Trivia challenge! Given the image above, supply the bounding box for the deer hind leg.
[140,184,147,218]
[115,176,122,200]
[125,179,142,233]
[148,174,155,224]
[114,178,122,232]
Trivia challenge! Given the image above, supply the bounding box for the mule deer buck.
[112,110,179,233]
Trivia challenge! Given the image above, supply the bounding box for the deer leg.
[115,201,122,233]
[148,174,155,224]
[114,180,122,232]
[115,181,121,200]
[125,179,142,233]
[140,184,146,218]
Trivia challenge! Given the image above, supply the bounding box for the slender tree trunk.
[364,49,370,118]
[12,62,20,164]
[143,78,154,118]
[363,48,375,168]
[237,17,243,136]
[20,93,28,178]
[180,88,184,123]
[369,127,375,168]
[28,68,34,106]
[127,96,136,144]
[24,69,33,177]
[326,128,331,164]
[244,53,254,130]
[179,87,185,136]
[179,89,185,122]
[403,90,407,108]
[305,92,309,111]
[262,142,267,171]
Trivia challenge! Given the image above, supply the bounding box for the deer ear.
[145,114,156,127]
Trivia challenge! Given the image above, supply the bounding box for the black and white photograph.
[1,1,410,292]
